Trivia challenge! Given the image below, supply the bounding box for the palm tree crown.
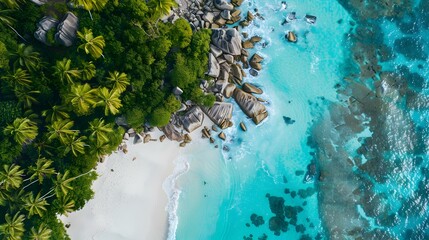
[47,119,78,144]
[0,164,24,190]
[53,58,81,85]
[24,192,49,217]
[95,87,122,116]
[10,44,41,72]
[106,71,129,93]
[29,224,52,240]
[66,83,97,115]
[0,212,25,240]
[3,117,38,145]
[77,28,105,59]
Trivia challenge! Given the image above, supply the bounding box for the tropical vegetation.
[0,0,213,237]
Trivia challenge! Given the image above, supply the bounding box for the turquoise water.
[172,1,352,239]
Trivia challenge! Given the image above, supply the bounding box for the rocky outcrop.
[55,12,78,47]
[233,88,268,124]
[202,102,233,128]
[173,86,183,95]
[223,83,236,98]
[182,106,204,133]
[160,117,183,141]
[207,53,220,77]
[213,0,233,11]
[211,28,242,55]
[34,16,58,45]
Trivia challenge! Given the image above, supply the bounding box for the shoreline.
[61,118,216,240]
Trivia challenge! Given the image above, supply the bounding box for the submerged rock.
[305,14,317,24]
[283,116,295,125]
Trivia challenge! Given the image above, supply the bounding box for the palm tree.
[0,0,19,9]
[41,105,70,123]
[29,224,51,240]
[54,171,74,197]
[3,117,38,145]
[0,7,27,42]
[88,139,110,159]
[2,68,32,88]
[81,61,96,81]
[53,58,81,85]
[24,192,49,217]
[14,88,40,109]
[77,28,105,59]
[106,71,129,93]
[87,118,113,143]
[149,0,177,19]
[66,83,97,115]
[10,44,40,72]
[47,119,78,144]
[70,0,108,20]
[0,164,24,191]
[53,195,75,216]
[0,212,25,240]
[61,133,86,156]
[95,87,122,116]
[28,158,56,184]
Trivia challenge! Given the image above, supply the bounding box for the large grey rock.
[211,28,242,56]
[202,102,233,127]
[231,64,243,81]
[210,44,223,58]
[34,16,59,45]
[207,53,220,78]
[223,83,236,98]
[233,88,268,124]
[160,115,183,142]
[203,12,215,23]
[55,12,78,47]
[173,86,183,95]
[182,106,204,133]
[221,10,231,20]
[213,0,233,10]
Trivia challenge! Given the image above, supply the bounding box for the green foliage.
[169,18,192,49]
[0,0,213,238]
[46,27,56,46]
[0,40,8,70]
[0,101,21,127]
[125,108,145,129]
[149,107,171,127]
[163,94,181,113]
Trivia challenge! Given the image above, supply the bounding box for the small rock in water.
[249,68,259,76]
[305,14,317,24]
[290,191,296,198]
[223,145,230,151]
[295,170,304,176]
[283,116,295,125]
[286,31,297,43]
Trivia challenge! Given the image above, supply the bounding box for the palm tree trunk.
[22,179,38,190]
[8,24,27,43]
[41,188,55,199]
[88,10,93,21]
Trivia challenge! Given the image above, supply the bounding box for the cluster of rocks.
[282,11,317,43]
[173,0,245,30]
[34,12,78,47]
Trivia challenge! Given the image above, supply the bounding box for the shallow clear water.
[171,0,429,239]
[172,1,352,239]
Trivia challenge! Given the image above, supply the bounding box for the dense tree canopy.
[0,0,213,237]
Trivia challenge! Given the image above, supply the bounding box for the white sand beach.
[61,118,216,240]
[61,130,181,240]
